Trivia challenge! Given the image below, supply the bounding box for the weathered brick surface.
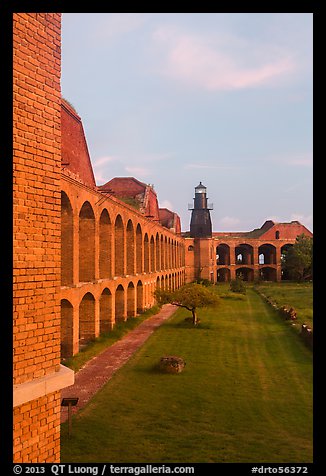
[13,392,61,463]
[13,12,62,462]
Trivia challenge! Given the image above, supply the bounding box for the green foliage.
[154,283,219,325]
[119,197,141,210]
[282,234,313,281]
[195,278,212,287]
[230,277,246,294]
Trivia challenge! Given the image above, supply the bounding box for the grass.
[254,281,313,331]
[61,305,161,372]
[61,287,312,463]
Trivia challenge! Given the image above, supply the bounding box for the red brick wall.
[260,222,313,241]
[13,12,62,462]
[61,100,96,188]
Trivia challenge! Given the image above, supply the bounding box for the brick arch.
[155,233,160,271]
[258,243,276,265]
[136,223,143,274]
[144,233,150,273]
[99,208,112,279]
[150,235,155,272]
[114,215,125,276]
[127,282,136,317]
[115,284,125,321]
[61,299,73,358]
[126,219,135,276]
[235,243,254,265]
[136,280,144,313]
[61,191,73,286]
[100,288,112,334]
[216,243,230,265]
[236,267,254,282]
[260,267,277,281]
[79,292,96,349]
[161,235,165,269]
[79,201,95,282]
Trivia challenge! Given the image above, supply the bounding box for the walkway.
[60,304,176,423]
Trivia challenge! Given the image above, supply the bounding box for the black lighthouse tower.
[189,182,213,238]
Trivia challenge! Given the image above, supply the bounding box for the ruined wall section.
[13,13,73,463]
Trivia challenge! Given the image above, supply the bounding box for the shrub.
[230,277,246,294]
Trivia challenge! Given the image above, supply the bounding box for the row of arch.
[217,267,277,282]
[62,191,185,286]
[61,272,185,358]
[213,243,293,266]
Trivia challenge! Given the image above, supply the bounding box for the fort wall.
[13,13,74,462]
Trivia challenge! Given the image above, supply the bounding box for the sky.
[61,13,313,233]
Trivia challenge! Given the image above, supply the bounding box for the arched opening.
[144,233,150,273]
[61,191,74,286]
[150,235,155,272]
[79,292,95,349]
[236,267,254,281]
[188,245,194,252]
[281,244,294,280]
[216,244,230,265]
[126,220,135,275]
[156,233,160,271]
[260,267,277,281]
[61,299,73,358]
[79,201,95,282]
[127,282,136,317]
[258,244,276,265]
[137,280,144,313]
[100,288,112,334]
[235,244,254,265]
[217,268,231,282]
[115,284,125,321]
[136,224,142,274]
[99,209,112,279]
[167,238,171,269]
[161,235,165,269]
[156,276,161,289]
[114,215,125,276]
[275,230,280,239]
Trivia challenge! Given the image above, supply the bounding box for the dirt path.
[60,304,176,423]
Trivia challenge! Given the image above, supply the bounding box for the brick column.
[13,13,74,463]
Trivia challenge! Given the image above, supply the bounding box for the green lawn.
[61,288,312,463]
[254,282,313,331]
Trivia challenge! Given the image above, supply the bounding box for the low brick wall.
[254,288,313,350]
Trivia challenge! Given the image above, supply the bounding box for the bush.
[230,277,246,294]
[196,278,212,287]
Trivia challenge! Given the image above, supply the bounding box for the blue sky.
[61,13,313,232]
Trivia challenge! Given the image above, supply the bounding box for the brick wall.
[13,13,64,462]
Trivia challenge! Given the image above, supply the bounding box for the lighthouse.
[189,182,213,238]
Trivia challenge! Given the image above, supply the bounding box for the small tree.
[154,283,219,326]
[282,234,313,281]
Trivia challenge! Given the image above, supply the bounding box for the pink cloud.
[153,27,296,91]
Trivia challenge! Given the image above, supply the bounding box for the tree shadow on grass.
[167,319,212,330]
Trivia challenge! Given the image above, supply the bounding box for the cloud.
[261,153,312,168]
[152,26,297,91]
[93,156,118,167]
